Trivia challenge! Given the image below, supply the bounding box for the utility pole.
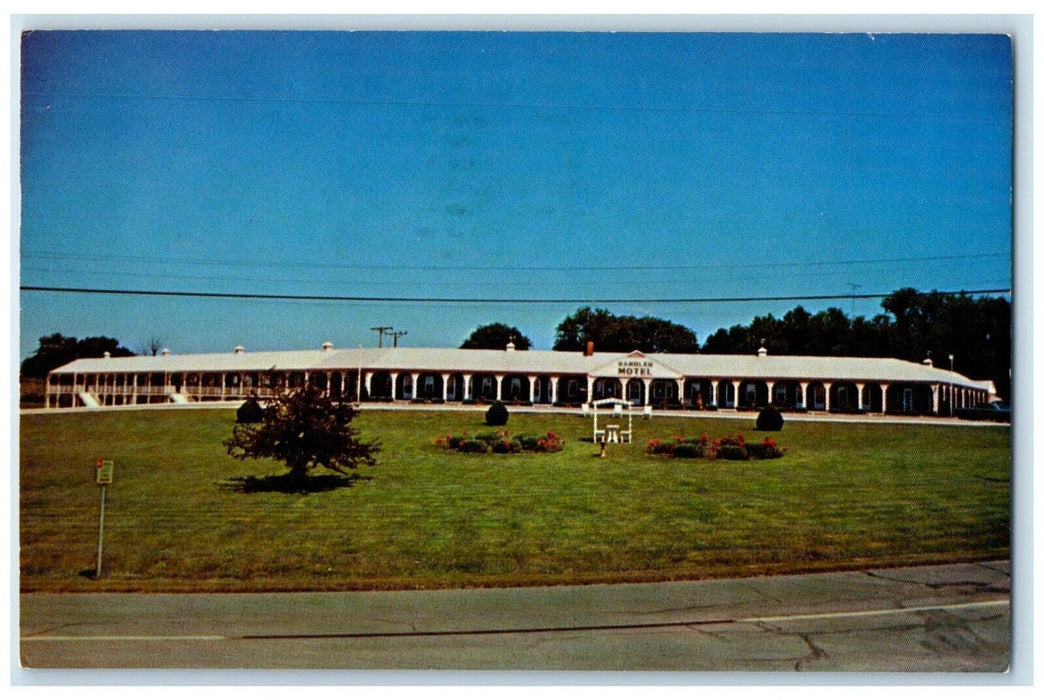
[370,326,393,348]
[389,330,408,348]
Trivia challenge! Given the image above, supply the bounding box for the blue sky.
[18,30,1012,358]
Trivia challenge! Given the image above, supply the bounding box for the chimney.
[103,351,111,359]
[757,345,767,358]
[506,341,516,352]
[234,345,245,354]
[584,340,594,357]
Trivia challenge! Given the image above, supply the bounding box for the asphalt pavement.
[19,560,1010,673]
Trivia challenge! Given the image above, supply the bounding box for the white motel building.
[44,340,996,416]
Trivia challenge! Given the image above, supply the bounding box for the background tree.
[553,307,699,353]
[139,336,165,356]
[224,385,380,484]
[20,333,136,378]
[702,289,1011,399]
[460,323,532,350]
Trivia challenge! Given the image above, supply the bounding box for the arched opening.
[737,381,767,410]
[862,383,883,412]
[417,372,443,400]
[650,379,679,408]
[831,382,859,412]
[472,373,498,401]
[502,374,530,402]
[808,382,827,411]
[445,373,465,401]
[368,372,393,400]
[593,377,622,400]
[556,374,587,405]
[772,380,801,409]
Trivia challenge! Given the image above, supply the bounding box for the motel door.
[626,379,644,406]
[903,388,914,412]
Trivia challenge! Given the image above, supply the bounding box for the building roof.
[49,345,993,390]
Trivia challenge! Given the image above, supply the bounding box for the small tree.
[224,385,379,483]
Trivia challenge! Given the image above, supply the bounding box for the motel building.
[44,340,996,417]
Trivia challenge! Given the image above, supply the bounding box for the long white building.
[44,341,996,415]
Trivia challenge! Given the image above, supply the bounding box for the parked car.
[955,401,1011,422]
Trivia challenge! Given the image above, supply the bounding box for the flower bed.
[435,429,564,454]
[646,433,785,460]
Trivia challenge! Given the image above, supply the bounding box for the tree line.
[461,288,1010,399]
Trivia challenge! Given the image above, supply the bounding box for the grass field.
[19,408,1010,593]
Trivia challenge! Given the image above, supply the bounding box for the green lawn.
[19,408,1010,592]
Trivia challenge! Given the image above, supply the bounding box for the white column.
[550,376,559,404]
[881,383,889,412]
[388,372,399,400]
[411,372,421,400]
[798,381,809,409]
[586,376,594,404]
[462,373,473,400]
[363,371,372,399]
[710,380,718,407]
[494,374,505,401]
[766,380,776,406]
[824,381,833,412]
[930,384,939,414]
[731,380,741,408]
[856,382,865,411]
[441,373,451,401]
[676,379,685,404]
[529,375,538,403]
[643,378,652,406]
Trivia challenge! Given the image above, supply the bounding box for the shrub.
[756,405,784,431]
[491,439,523,454]
[235,397,265,424]
[747,437,786,460]
[459,439,489,454]
[646,439,674,456]
[485,400,509,426]
[719,444,749,461]
[672,443,703,459]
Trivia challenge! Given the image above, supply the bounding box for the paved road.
[19,561,1009,672]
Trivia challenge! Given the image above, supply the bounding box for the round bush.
[236,397,265,423]
[756,405,784,431]
[485,400,509,426]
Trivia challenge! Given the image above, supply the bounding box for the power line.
[19,285,1012,305]
[19,264,1006,290]
[20,250,1009,274]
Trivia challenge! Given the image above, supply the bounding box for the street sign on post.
[94,459,114,577]
[96,459,114,485]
